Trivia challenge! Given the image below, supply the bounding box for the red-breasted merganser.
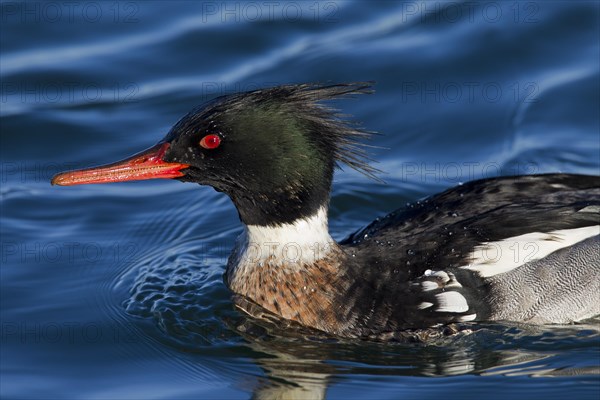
[52,83,600,339]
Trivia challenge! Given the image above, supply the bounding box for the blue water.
[1,1,599,399]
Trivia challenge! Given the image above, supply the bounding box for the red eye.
[199,134,221,150]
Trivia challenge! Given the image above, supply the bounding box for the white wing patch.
[458,313,477,322]
[462,225,599,278]
[435,291,469,313]
[578,205,600,213]
[421,281,439,292]
[416,271,474,318]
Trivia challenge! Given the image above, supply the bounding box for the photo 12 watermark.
[1,82,140,106]
[399,1,540,24]
[0,240,234,267]
[195,81,282,101]
[1,162,85,184]
[394,161,540,183]
[1,321,139,345]
[399,81,539,104]
[1,241,139,265]
[1,1,140,24]
[199,1,340,23]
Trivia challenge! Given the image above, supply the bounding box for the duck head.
[52,83,377,226]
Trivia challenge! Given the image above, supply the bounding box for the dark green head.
[52,83,378,227]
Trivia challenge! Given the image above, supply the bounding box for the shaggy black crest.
[169,82,380,180]
[243,82,381,180]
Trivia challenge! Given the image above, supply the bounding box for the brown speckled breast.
[226,245,357,336]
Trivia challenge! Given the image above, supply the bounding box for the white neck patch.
[235,206,335,267]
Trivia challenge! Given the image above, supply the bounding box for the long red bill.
[51,142,189,186]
